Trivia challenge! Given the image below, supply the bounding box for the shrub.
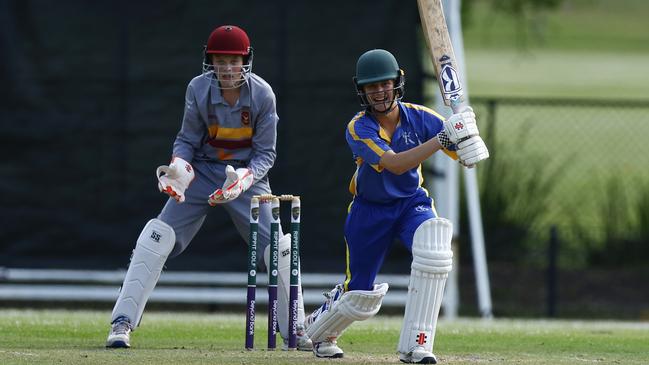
[587,176,649,267]
[471,125,569,264]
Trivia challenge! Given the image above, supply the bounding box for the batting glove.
[457,135,489,168]
[437,106,479,149]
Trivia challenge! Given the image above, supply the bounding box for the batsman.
[304,49,488,363]
[105,25,311,351]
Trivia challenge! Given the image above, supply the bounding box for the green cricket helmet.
[353,49,405,112]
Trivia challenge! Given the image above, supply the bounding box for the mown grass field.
[463,0,649,100]
[1,309,648,365]
[466,50,649,99]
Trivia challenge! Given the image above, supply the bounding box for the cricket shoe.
[313,338,344,358]
[282,325,313,351]
[106,316,132,348]
[399,346,437,364]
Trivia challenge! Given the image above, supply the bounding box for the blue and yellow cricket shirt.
[345,102,457,203]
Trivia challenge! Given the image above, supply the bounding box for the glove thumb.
[225,165,238,180]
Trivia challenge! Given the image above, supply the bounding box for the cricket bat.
[417,0,467,114]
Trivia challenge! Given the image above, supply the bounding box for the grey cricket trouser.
[157,159,280,268]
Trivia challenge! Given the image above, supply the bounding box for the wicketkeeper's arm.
[172,83,205,163]
[248,89,278,181]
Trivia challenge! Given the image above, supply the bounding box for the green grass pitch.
[1,309,648,364]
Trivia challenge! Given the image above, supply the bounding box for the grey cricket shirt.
[172,72,279,181]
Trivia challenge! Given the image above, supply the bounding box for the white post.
[430,153,459,319]
[464,168,493,317]
[434,0,493,318]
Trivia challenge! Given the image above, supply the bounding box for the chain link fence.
[469,97,649,267]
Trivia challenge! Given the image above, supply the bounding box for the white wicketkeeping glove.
[208,165,254,206]
[437,106,479,149]
[156,157,195,203]
[457,135,490,168]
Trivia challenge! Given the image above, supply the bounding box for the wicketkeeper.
[106,25,311,351]
[304,49,488,363]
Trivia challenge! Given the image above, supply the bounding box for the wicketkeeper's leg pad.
[398,218,453,355]
[306,283,389,343]
[264,234,306,339]
[110,218,175,328]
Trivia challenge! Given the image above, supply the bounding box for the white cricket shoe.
[313,338,344,358]
[399,346,437,364]
[106,316,132,348]
[282,325,313,351]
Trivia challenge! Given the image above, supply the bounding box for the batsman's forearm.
[379,138,443,175]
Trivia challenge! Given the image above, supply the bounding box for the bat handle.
[450,98,468,114]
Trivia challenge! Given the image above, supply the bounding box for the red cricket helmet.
[202,25,254,89]
[205,25,251,56]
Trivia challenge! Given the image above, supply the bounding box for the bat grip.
[450,98,468,114]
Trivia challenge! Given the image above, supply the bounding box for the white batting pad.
[111,219,175,327]
[264,234,306,339]
[398,218,453,355]
[306,283,389,343]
